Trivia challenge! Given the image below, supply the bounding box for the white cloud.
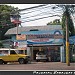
[6,4,42,9]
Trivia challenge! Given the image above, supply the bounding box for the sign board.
[26,30,63,40]
[16,35,26,40]
[27,34,63,39]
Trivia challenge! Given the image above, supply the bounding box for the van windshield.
[37,51,46,55]
[15,50,24,54]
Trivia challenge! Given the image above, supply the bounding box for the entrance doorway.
[33,50,39,60]
[47,46,60,62]
[29,45,60,62]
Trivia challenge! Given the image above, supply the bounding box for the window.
[25,50,27,55]
[73,49,75,54]
[30,29,38,31]
[37,51,46,55]
[10,50,16,54]
[0,50,8,54]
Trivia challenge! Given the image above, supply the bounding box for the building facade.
[5,25,65,62]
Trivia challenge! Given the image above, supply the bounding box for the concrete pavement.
[0,62,74,70]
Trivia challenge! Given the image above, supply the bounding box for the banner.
[16,35,26,40]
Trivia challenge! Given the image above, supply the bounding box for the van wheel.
[19,58,25,64]
[0,60,3,64]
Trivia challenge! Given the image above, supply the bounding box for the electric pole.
[65,7,70,66]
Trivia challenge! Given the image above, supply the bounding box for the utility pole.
[65,8,70,66]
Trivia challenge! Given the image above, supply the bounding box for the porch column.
[31,45,33,61]
[39,47,42,51]
[60,46,65,63]
[27,47,31,56]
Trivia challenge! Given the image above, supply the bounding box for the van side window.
[0,50,8,54]
[10,50,16,54]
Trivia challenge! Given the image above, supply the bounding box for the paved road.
[0,62,74,70]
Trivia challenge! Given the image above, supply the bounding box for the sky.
[6,4,62,27]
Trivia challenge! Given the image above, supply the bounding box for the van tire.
[0,60,3,64]
[4,61,7,64]
[18,58,25,64]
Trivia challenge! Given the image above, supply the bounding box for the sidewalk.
[0,62,74,70]
[30,62,75,70]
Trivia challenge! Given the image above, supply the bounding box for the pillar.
[60,46,65,63]
[27,47,31,56]
[39,47,42,51]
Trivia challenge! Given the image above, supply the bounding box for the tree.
[52,5,75,66]
[0,5,20,40]
[47,19,61,25]
[57,5,75,40]
[62,8,75,40]
[58,5,75,66]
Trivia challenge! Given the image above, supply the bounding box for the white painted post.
[60,46,65,63]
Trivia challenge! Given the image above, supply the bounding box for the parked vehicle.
[36,51,51,62]
[0,48,30,64]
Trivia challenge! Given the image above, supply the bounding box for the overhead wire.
[21,10,62,20]
[0,4,62,27]
[20,4,52,15]
[17,4,48,13]
[21,14,62,23]
[20,5,62,15]
[20,5,62,22]
[0,4,48,15]
[0,4,50,27]
[20,4,62,23]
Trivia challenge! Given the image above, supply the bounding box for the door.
[9,50,19,61]
[33,50,39,60]
[0,50,9,61]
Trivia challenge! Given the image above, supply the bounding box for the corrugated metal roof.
[5,25,62,35]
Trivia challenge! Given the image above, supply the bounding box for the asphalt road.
[0,62,74,70]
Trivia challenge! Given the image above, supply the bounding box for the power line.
[21,12,54,19]
[18,4,48,12]
[20,5,62,15]
[20,5,51,15]
[20,5,62,20]
[22,14,61,23]
[0,4,48,15]
[0,4,62,27]
[21,10,62,20]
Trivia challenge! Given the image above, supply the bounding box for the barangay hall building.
[5,25,65,62]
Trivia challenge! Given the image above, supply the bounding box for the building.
[5,25,65,62]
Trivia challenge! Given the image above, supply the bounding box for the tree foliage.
[47,19,61,25]
[61,5,75,40]
[0,5,19,40]
[62,10,75,40]
[51,5,75,40]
